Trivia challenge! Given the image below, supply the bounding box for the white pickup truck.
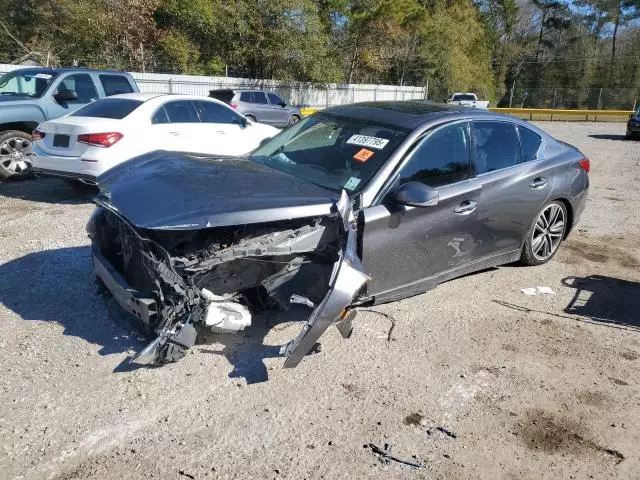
[445,93,489,109]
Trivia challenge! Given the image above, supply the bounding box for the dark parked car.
[209,89,301,127]
[627,106,640,139]
[87,101,589,368]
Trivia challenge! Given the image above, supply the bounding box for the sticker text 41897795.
[346,135,390,150]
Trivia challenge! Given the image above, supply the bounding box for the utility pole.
[509,78,516,108]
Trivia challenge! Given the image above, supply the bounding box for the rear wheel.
[0,130,33,179]
[288,114,301,126]
[521,201,568,266]
[245,114,257,122]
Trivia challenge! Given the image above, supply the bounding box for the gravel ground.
[0,122,639,480]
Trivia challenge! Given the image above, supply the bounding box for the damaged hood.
[96,151,338,230]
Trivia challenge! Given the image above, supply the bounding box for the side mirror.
[54,89,78,103]
[395,181,439,207]
[280,101,287,108]
[243,116,253,127]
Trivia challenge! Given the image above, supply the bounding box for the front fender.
[282,190,369,367]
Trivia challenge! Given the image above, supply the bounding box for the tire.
[0,130,33,179]
[520,200,568,266]
[245,114,257,122]
[288,114,301,126]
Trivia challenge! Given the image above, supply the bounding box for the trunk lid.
[35,116,125,157]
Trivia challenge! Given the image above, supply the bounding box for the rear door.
[98,74,136,97]
[266,92,289,127]
[361,121,488,299]
[191,100,255,155]
[248,91,271,123]
[470,120,552,257]
[151,100,201,152]
[46,73,100,119]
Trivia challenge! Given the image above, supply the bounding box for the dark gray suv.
[209,89,301,128]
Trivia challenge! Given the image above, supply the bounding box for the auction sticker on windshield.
[353,148,374,163]
[347,135,389,150]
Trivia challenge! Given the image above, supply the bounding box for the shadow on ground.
[0,176,95,204]
[0,246,315,382]
[493,275,640,332]
[197,306,318,384]
[0,246,142,356]
[587,134,631,141]
[562,275,640,329]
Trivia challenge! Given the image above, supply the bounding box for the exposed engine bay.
[87,192,368,367]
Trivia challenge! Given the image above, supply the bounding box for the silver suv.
[209,89,301,128]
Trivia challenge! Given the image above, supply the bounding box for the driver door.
[360,121,489,301]
[46,73,99,119]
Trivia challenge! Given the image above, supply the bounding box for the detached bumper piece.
[93,245,198,364]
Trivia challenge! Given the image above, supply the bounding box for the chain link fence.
[500,86,638,111]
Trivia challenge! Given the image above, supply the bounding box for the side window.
[151,106,170,124]
[163,101,199,123]
[473,121,521,174]
[239,92,253,103]
[100,75,134,96]
[56,74,98,103]
[518,126,543,163]
[268,93,283,105]
[252,92,269,104]
[399,123,471,188]
[193,101,243,124]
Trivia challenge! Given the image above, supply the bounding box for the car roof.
[106,92,164,101]
[324,101,497,130]
[7,67,132,75]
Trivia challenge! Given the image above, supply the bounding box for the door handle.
[453,200,478,215]
[529,177,548,189]
[169,131,181,136]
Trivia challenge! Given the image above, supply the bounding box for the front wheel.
[0,130,33,179]
[520,200,568,266]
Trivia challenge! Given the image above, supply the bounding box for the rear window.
[239,91,268,104]
[100,75,134,96]
[452,94,476,101]
[518,126,543,162]
[71,98,143,119]
[209,89,234,104]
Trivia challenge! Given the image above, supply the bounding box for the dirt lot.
[0,122,639,480]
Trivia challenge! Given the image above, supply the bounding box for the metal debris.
[366,443,424,468]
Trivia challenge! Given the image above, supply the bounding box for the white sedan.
[31,93,280,185]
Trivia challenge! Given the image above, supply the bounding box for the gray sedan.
[88,101,589,368]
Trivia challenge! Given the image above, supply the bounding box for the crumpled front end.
[87,191,367,367]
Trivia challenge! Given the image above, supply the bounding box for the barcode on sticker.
[346,135,389,150]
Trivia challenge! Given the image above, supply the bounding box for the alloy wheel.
[531,203,566,261]
[0,136,32,175]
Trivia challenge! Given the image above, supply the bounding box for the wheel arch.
[0,122,38,135]
[551,197,574,239]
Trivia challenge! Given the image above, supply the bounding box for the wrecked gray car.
[88,102,589,367]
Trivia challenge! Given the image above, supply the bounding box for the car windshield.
[0,70,57,98]
[250,113,409,193]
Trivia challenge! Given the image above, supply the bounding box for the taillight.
[230,103,238,109]
[579,158,590,173]
[78,132,123,147]
[32,130,45,140]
